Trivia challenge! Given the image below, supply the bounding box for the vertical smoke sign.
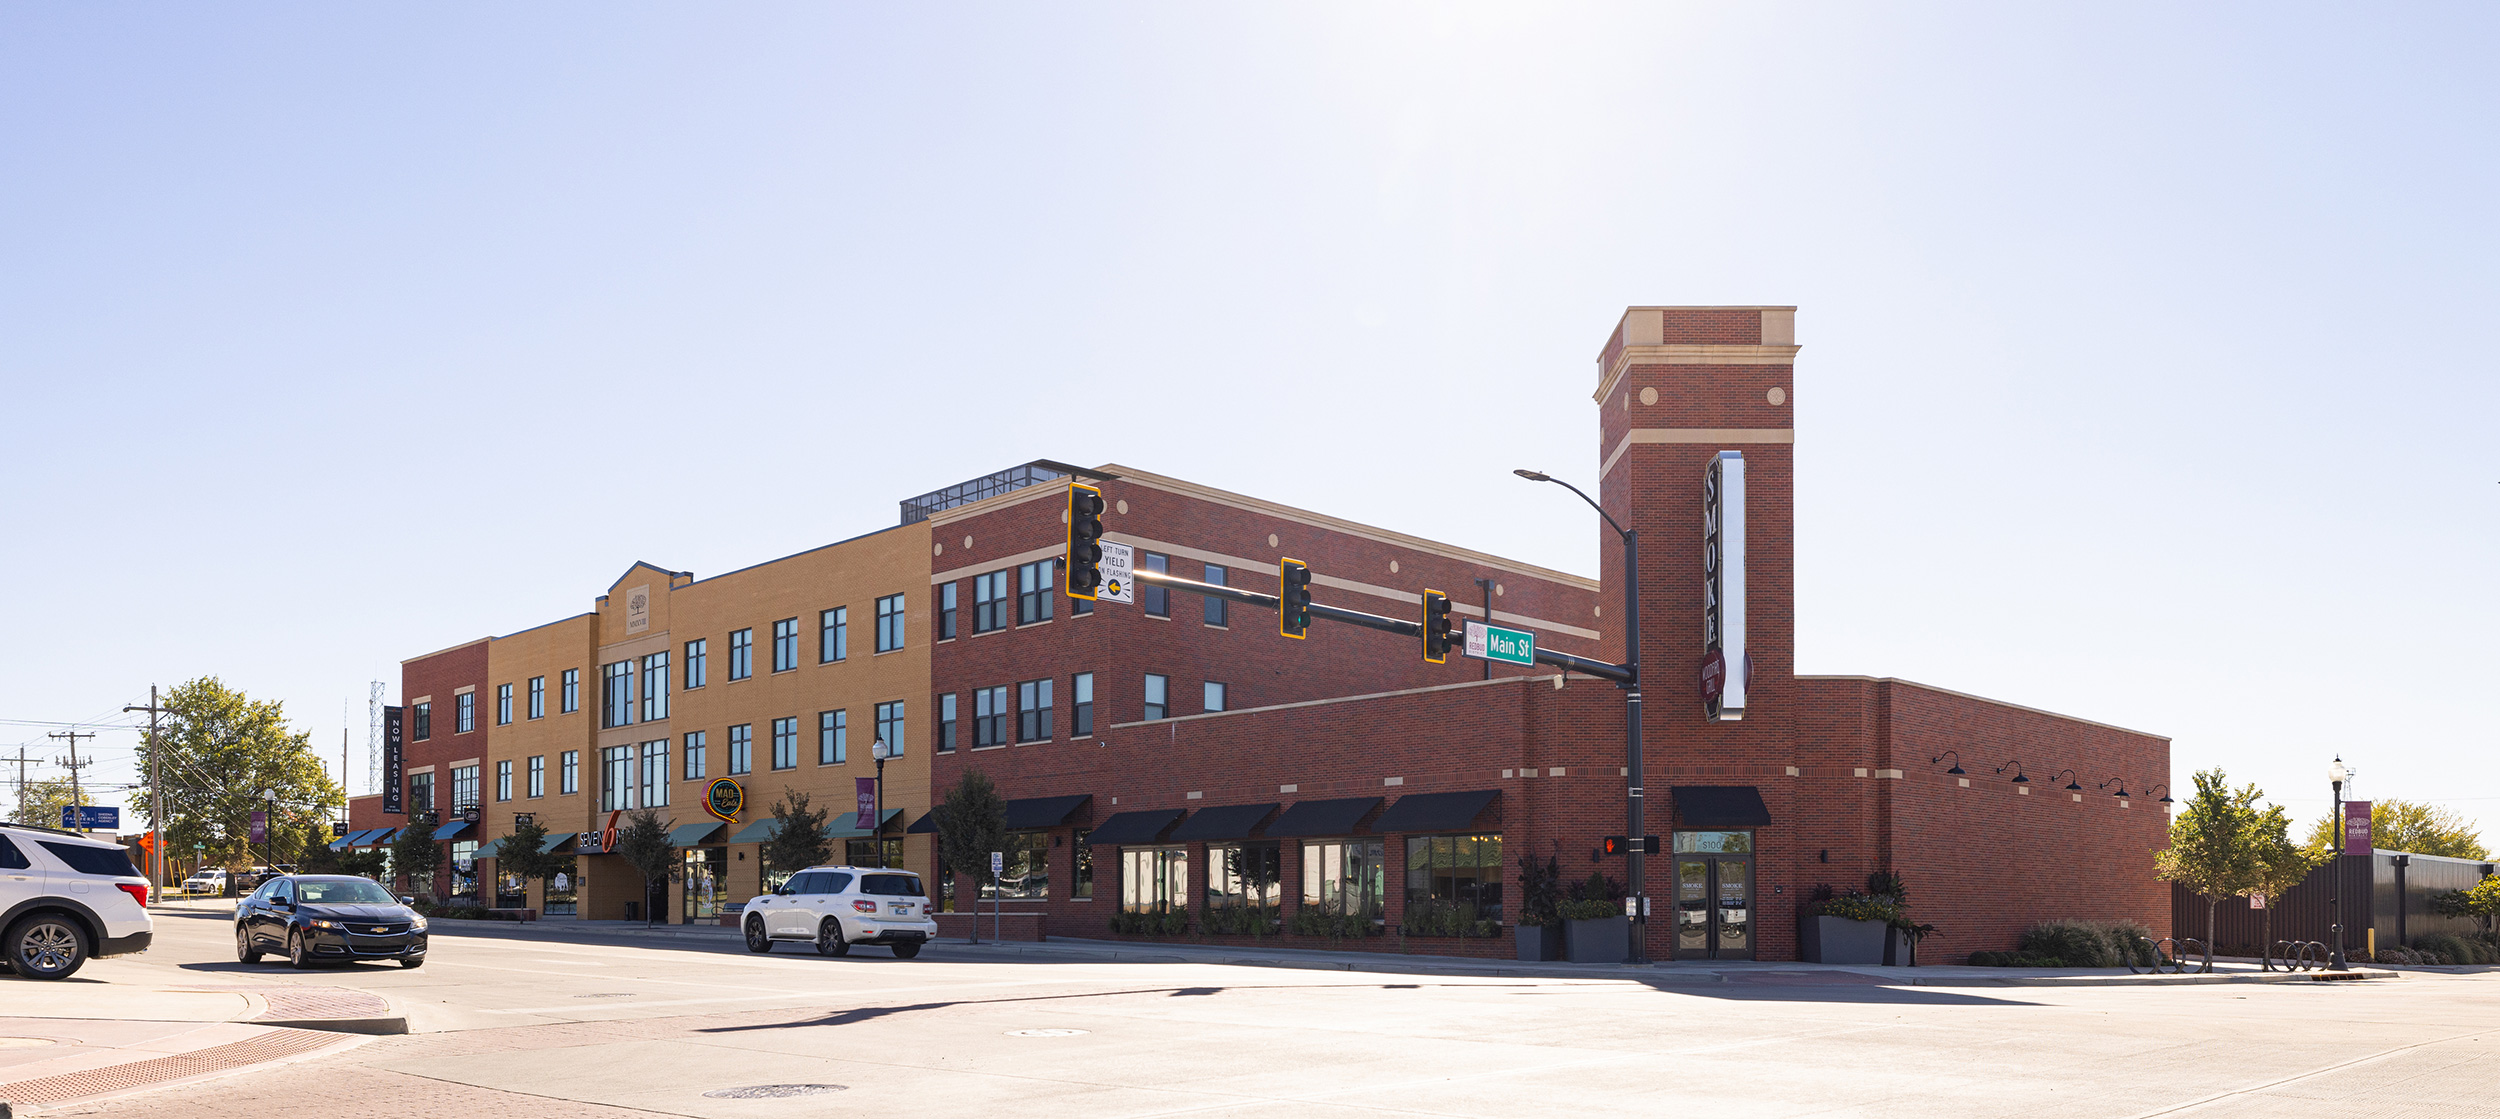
[1702,451,1747,723]
[382,705,405,814]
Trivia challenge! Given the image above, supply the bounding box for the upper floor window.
[973,571,1011,633]
[496,684,513,726]
[451,764,480,810]
[455,693,476,734]
[728,628,753,680]
[560,669,579,713]
[821,607,848,663]
[600,747,633,811]
[528,676,545,720]
[875,701,905,757]
[641,740,670,808]
[685,639,708,689]
[601,662,634,729]
[684,731,707,780]
[1018,560,1055,624]
[1204,565,1228,626]
[876,594,905,652]
[412,701,431,740]
[527,755,545,798]
[495,760,513,801]
[1141,552,1170,617]
[1073,672,1094,737]
[640,651,669,722]
[937,694,957,752]
[772,618,799,672]
[1143,674,1168,721]
[1204,681,1228,713]
[820,710,847,765]
[560,750,579,795]
[772,717,798,770]
[410,771,434,812]
[1017,678,1053,742]
[728,723,753,775]
[937,583,958,640]
[975,686,1009,747]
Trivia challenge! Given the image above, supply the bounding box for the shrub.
[1289,909,1375,939]
[1203,904,1278,937]
[2412,933,2495,965]
[1401,899,1498,938]
[1557,899,1620,921]
[1967,950,2067,967]
[2019,919,2156,968]
[1812,893,1899,923]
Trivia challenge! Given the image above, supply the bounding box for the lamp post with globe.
[2328,756,2350,971]
[871,739,892,868]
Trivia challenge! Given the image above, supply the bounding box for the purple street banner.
[249,811,267,844]
[382,705,405,815]
[856,778,878,828]
[2343,800,2373,853]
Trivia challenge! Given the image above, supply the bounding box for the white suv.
[1,823,153,980]
[182,867,229,895]
[743,866,936,958]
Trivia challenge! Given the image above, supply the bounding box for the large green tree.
[133,677,343,873]
[935,770,1008,944]
[2154,768,2265,949]
[2303,798,2487,859]
[763,788,834,889]
[10,776,81,828]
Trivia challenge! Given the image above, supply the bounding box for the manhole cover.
[1005,1029,1088,1037]
[704,1084,848,1099]
[0,1037,58,1048]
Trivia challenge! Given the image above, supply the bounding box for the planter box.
[1565,916,1629,963]
[1516,923,1563,962]
[1800,915,1889,964]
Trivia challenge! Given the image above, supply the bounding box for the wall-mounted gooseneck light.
[1997,760,2029,785]
[1931,750,1966,776]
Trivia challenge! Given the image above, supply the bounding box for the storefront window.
[682,847,727,922]
[1072,829,1093,899]
[1121,846,1188,913]
[545,860,577,916]
[1207,842,1282,934]
[982,833,1050,899]
[1301,839,1384,924]
[496,870,526,910]
[1402,834,1502,937]
[845,837,903,869]
[450,840,479,902]
[760,848,796,895]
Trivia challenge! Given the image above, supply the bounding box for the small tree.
[2428,876,2500,940]
[764,788,835,889]
[495,817,556,902]
[392,815,443,903]
[2154,768,2264,949]
[2246,802,2327,963]
[336,847,390,881]
[613,807,680,927]
[935,771,1009,944]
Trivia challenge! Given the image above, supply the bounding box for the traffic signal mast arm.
[1126,566,1631,683]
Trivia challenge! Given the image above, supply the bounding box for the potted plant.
[1800,880,1898,965]
[1513,853,1565,961]
[1563,872,1629,963]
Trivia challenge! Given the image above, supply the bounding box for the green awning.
[826,808,905,838]
[668,821,724,848]
[538,832,577,854]
[432,820,472,842]
[726,818,780,845]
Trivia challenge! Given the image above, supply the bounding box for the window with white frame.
[1204,681,1227,713]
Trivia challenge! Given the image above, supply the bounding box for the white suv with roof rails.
[743,866,936,958]
[1,822,153,980]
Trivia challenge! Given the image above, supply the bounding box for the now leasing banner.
[382,705,405,815]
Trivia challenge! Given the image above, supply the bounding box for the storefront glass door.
[682,847,727,923]
[1671,831,1753,960]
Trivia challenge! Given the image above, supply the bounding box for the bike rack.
[2136,936,2213,975]
[2270,940,2327,971]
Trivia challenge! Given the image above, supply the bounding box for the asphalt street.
[16,904,2497,1118]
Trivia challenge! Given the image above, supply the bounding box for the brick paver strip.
[0,1029,339,1106]
[170,985,395,1021]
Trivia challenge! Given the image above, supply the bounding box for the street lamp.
[1513,468,1645,964]
[2328,755,2350,971]
[870,739,892,868]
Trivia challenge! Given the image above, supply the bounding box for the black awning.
[907,808,944,834]
[1264,797,1382,838]
[1671,785,1771,828]
[1372,789,1501,834]
[1083,809,1185,846]
[1169,803,1278,842]
[1003,794,1092,831]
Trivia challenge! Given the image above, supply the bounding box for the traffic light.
[1600,836,1661,856]
[1067,483,1105,599]
[1278,558,1312,638]
[1421,589,1453,663]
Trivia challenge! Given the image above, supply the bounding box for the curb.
[251,1016,408,1035]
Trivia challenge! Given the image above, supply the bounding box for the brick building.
[358,304,2171,963]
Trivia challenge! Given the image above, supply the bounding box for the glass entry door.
[1672,832,1754,960]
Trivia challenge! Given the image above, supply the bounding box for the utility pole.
[124,688,169,886]
[48,729,96,825]
[7,747,28,825]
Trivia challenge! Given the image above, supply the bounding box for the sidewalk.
[424,917,2400,986]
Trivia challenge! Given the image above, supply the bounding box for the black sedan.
[235,875,428,969]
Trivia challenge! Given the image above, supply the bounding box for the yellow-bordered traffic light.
[1279,558,1312,638]
[1421,589,1453,663]
[1067,483,1105,599]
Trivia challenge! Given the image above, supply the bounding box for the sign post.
[992,850,1005,943]
[1462,621,1536,666]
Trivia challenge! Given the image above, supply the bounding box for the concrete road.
[22,904,2498,1118]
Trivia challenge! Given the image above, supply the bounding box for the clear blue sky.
[4,5,2493,846]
